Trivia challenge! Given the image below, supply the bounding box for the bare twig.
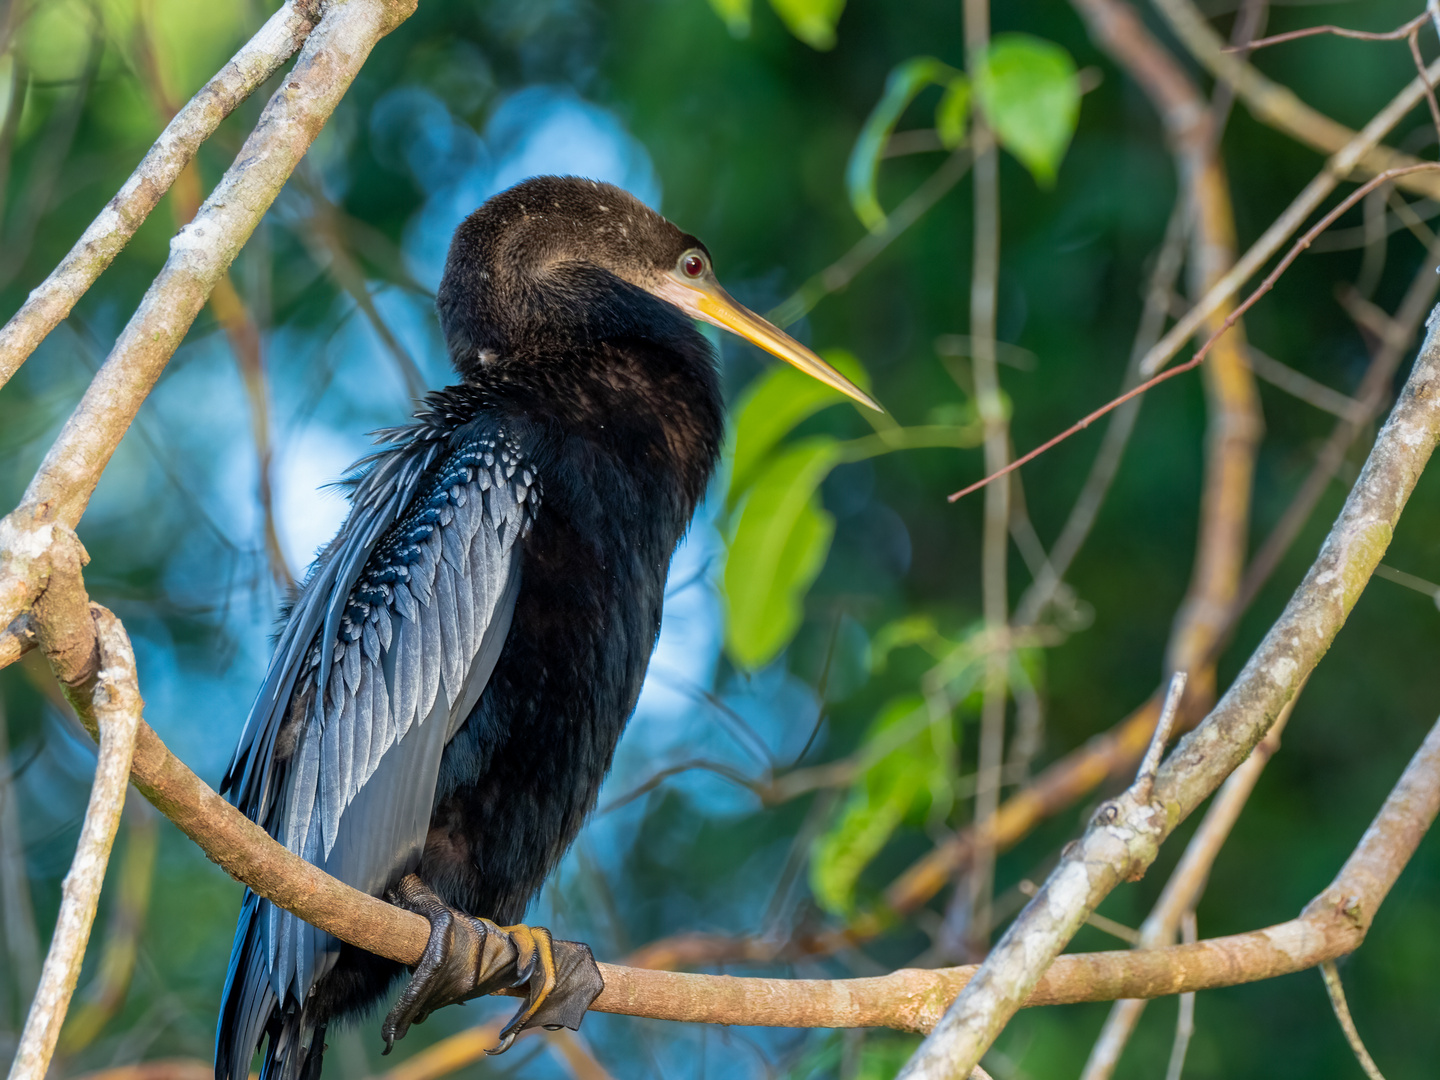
[19,655,1440,1039]
[1232,238,1440,624]
[963,0,1010,963]
[950,164,1440,503]
[1149,0,1440,201]
[769,148,973,329]
[1014,203,1187,624]
[297,170,428,400]
[1319,961,1388,1080]
[1231,12,1429,52]
[1135,50,1440,378]
[1246,346,1366,422]
[1016,880,1139,945]
[0,0,322,389]
[0,0,417,636]
[1162,911,1198,1080]
[895,304,1440,1079]
[8,609,142,1080]
[1135,671,1186,798]
[1082,687,1299,1080]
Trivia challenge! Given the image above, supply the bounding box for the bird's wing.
[220,414,539,1009]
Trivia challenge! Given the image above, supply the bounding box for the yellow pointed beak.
[649,275,883,412]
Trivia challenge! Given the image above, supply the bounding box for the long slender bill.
[651,278,884,412]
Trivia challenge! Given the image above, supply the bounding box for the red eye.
[682,253,705,277]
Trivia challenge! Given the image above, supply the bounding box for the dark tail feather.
[217,893,327,1080]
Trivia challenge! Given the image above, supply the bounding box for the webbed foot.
[380,874,604,1054]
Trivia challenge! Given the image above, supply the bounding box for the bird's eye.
[681,252,706,278]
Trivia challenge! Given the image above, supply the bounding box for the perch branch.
[15,588,1435,1041]
[0,0,321,390]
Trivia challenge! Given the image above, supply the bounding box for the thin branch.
[1162,911,1198,1080]
[1246,346,1366,422]
[1230,12,1429,52]
[1135,671,1186,799]
[0,0,418,635]
[8,608,141,1080]
[963,0,1010,963]
[1016,880,1140,945]
[0,0,322,389]
[1149,0,1440,201]
[950,164,1440,503]
[1081,685,1300,1080]
[1014,202,1188,624]
[1231,236,1440,625]
[895,301,1440,1079]
[768,148,973,329]
[1319,961,1388,1080]
[296,168,428,400]
[1135,48,1440,377]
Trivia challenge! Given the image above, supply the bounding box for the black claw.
[526,940,605,1033]
[380,874,604,1056]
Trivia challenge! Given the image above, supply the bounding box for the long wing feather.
[218,410,540,1068]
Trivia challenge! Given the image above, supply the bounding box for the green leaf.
[767,0,846,50]
[846,56,960,231]
[935,75,972,149]
[809,696,951,914]
[724,438,841,669]
[727,349,871,506]
[869,614,945,674]
[975,34,1080,187]
[706,0,752,37]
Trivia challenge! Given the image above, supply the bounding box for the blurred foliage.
[2,0,1440,1078]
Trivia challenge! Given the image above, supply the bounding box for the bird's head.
[437,175,880,412]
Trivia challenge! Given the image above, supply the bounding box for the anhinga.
[215,175,879,1080]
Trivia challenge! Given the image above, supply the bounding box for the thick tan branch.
[75,662,1440,1038]
[0,0,321,390]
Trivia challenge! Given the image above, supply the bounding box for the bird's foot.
[380,874,603,1055]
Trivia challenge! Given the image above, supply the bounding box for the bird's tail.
[216,891,328,1080]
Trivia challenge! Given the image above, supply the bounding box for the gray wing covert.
[224,422,540,1008]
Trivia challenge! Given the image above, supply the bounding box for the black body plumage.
[216,177,724,1080]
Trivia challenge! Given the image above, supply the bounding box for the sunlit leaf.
[727,348,872,506]
[724,438,841,669]
[706,0,752,38]
[846,56,960,231]
[767,0,846,50]
[869,614,945,673]
[974,34,1080,187]
[810,695,951,914]
[935,75,971,150]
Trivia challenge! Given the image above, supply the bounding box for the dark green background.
[1,0,1437,1076]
